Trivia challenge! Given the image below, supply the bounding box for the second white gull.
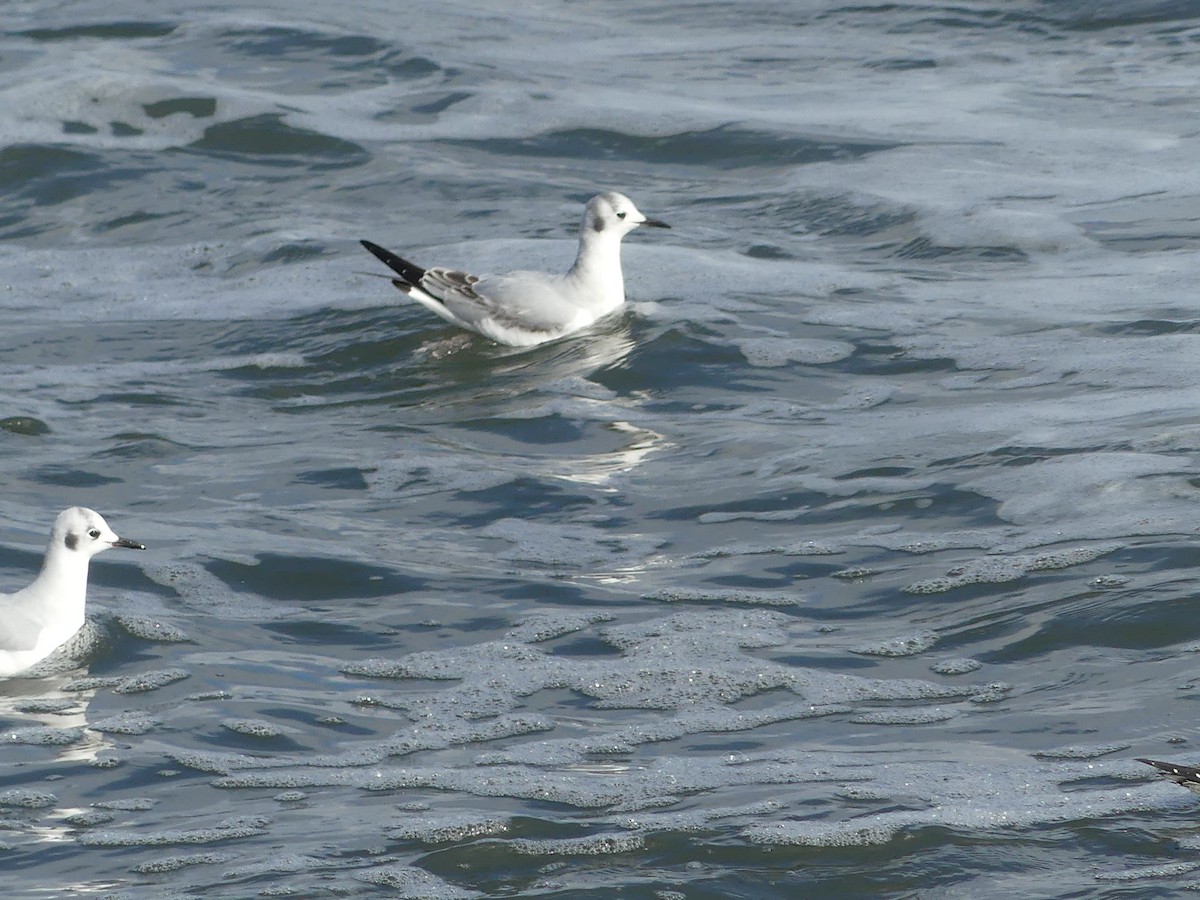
[0,507,145,678]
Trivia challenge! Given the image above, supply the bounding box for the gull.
[0,507,144,678]
[1138,757,1200,794]
[360,191,669,347]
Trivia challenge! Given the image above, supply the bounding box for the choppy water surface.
[4,1,1200,896]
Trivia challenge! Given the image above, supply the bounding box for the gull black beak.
[641,218,670,229]
[112,538,146,550]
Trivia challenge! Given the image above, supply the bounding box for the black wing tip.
[1138,757,1200,777]
[1137,757,1171,769]
[359,239,426,285]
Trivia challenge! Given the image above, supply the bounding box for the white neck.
[566,230,626,308]
[29,544,91,627]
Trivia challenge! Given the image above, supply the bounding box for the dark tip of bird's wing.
[360,240,427,285]
[1138,758,1200,781]
[1137,757,1173,772]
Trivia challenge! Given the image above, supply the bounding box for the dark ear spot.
[592,217,605,233]
[64,533,78,551]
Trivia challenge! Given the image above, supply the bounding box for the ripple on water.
[355,864,483,898]
[644,586,805,607]
[155,606,1013,839]
[1032,742,1131,761]
[80,814,272,847]
[112,667,190,694]
[385,812,510,844]
[5,726,85,746]
[0,789,56,809]
[851,630,939,658]
[742,759,1172,848]
[62,810,116,828]
[94,798,157,812]
[220,718,291,738]
[931,657,983,676]
[904,545,1121,594]
[510,832,646,856]
[130,851,235,874]
[90,712,163,735]
[115,614,191,643]
[735,336,856,368]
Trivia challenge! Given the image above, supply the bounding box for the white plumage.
[361,191,669,347]
[0,507,144,677]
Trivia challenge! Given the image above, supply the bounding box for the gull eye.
[88,529,101,539]
[616,211,627,219]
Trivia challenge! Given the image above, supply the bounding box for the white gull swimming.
[0,507,144,678]
[361,191,669,347]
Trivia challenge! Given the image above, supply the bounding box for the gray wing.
[419,268,580,333]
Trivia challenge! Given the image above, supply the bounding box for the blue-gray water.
[3,1,1200,896]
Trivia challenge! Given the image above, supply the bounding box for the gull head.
[583,191,670,239]
[51,507,145,557]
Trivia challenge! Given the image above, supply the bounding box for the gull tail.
[360,240,427,287]
[360,239,468,331]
